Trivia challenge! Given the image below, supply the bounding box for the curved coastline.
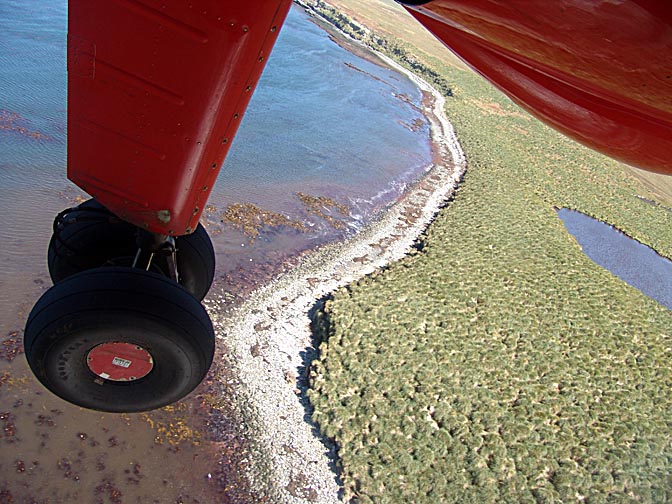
[203,12,466,503]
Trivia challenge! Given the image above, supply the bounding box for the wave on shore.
[203,29,466,503]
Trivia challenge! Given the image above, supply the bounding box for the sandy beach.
[201,19,467,501]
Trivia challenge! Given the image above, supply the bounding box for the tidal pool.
[557,208,672,310]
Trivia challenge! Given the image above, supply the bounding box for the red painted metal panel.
[404,1,672,175]
[67,0,292,235]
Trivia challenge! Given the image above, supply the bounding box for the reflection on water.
[558,208,672,310]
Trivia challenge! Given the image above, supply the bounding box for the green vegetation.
[306,4,672,503]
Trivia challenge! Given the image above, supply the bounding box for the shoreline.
[203,11,467,501]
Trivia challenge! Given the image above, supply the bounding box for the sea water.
[0,2,432,300]
[0,3,432,501]
[218,7,431,218]
[208,6,432,292]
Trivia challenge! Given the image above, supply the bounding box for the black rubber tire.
[24,267,215,413]
[174,223,216,300]
[47,201,137,278]
[47,199,216,300]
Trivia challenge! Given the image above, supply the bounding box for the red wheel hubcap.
[87,342,154,381]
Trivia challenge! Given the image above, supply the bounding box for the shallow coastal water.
[558,208,672,309]
[0,2,433,502]
[208,5,432,297]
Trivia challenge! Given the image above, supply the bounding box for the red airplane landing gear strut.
[24,0,293,412]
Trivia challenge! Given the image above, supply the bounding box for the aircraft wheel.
[47,199,215,300]
[24,267,215,413]
[173,222,216,301]
[47,199,136,279]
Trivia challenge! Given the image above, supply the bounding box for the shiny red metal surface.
[87,342,154,382]
[67,0,292,235]
[403,1,672,175]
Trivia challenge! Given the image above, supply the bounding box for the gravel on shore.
[202,38,466,504]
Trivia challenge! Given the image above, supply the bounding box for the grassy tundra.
[304,1,672,502]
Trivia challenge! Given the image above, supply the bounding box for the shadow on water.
[557,208,672,310]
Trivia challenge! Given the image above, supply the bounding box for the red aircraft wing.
[402,0,672,175]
